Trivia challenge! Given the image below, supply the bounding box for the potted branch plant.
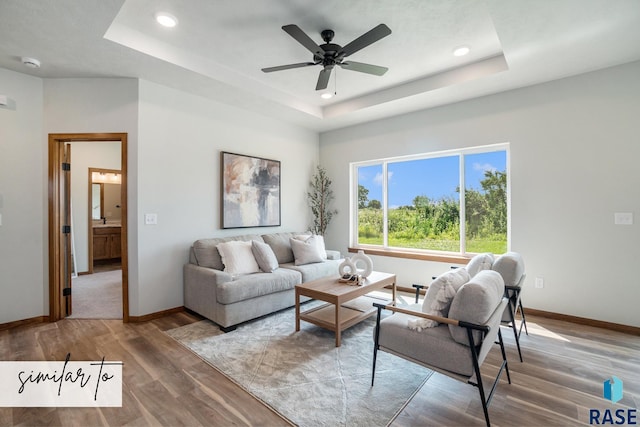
[307,166,338,236]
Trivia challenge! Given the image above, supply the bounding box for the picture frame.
[221,151,281,228]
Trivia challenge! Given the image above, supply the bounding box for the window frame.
[351,143,510,256]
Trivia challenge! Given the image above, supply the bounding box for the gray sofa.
[184,232,342,331]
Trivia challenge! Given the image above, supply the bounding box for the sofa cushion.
[409,268,470,330]
[280,259,341,283]
[464,253,494,277]
[290,236,325,265]
[192,234,263,270]
[448,270,505,346]
[216,268,302,305]
[378,312,476,377]
[262,232,298,264]
[251,240,279,273]
[217,241,261,276]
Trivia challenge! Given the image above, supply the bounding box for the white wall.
[69,141,121,273]
[1,74,318,324]
[135,80,318,315]
[320,61,640,328]
[0,68,45,323]
[44,78,139,317]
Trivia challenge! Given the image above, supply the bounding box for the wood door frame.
[48,133,129,322]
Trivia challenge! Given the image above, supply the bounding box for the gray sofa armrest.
[184,263,233,323]
[326,250,341,260]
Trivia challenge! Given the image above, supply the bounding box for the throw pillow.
[217,240,261,276]
[408,268,470,331]
[251,240,279,273]
[292,234,327,260]
[290,236,325,266]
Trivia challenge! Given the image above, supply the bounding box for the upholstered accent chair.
[411,252,494,303]
[372,270,511,427]
[492,252,528,362]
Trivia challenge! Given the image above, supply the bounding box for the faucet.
[102,217,107,224]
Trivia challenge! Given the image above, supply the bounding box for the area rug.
[166,299,433,427]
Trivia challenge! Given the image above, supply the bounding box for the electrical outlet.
[144,213,158,225]
[614,212,633,225]
[535,277,544,289]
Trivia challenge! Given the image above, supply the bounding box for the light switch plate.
[614,212,633,225]
[144,213,158,225]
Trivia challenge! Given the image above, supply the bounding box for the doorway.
[48,133,129,322]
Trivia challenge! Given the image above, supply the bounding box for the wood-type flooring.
[0,306,638,426]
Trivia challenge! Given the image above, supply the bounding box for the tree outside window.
[354,146,508,254]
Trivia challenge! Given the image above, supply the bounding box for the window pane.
[387,156,460,251]
[464,151,507,254]
[357,165,383,245]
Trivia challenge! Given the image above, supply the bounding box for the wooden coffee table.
[295,271,396,347]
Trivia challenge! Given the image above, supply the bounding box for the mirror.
[91,183,104,220]
[90,169,121,223]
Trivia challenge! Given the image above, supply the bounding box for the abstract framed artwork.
[221,152,281,228]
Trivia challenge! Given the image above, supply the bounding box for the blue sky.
[358,151,506,208]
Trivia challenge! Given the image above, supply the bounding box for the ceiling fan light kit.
[262,23,392,91]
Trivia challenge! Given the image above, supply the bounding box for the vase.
[338,258,357,276]
[350,250,373,277]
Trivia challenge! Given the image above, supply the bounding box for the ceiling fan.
[262,24,392,91]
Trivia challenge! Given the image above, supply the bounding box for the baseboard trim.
[526,308,640,336]
[0,315,50,331]
[128,306,184,323]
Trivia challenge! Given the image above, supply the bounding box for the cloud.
[373,171,392,186]
[473,162,497,173]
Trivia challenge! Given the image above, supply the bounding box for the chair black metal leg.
[371,306,383,386]
[497,329,511,384]
[412,284,424,304]
[511,320,523,363]
[467,329,491,427]
[519,300,529,335]
[507,297,523,362]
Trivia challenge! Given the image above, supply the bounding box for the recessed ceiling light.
[453,46,470,57]
[320,92,333,99]
[155,12,178,28]
[21,57,41,68]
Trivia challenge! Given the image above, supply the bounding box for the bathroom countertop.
[93,222,121,228]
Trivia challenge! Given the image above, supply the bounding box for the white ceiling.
[1,0,640,132]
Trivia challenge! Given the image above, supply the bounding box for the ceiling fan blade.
[282,24,325,59]
[339,61,388,76]
[262,62,317,73]
[316,67,332,90]
[338,24,392,58]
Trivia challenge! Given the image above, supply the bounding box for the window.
[354,144,508,255]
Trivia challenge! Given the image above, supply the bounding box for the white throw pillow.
[292,234,327,260]
[290,236,325,266]
[251,240,279,273]
[408,268,470,331]
[217,241,261,276]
